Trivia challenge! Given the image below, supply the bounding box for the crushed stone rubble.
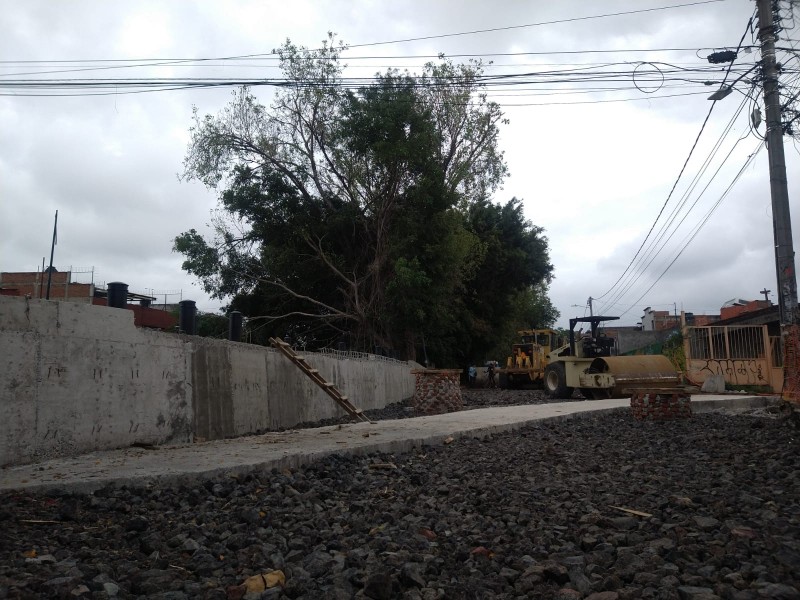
[293,387,586,430]
[0,394,798,599]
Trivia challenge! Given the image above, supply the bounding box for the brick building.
[0,269,93,302]
[641,306,719,331]
[641,307,680,331]
[0,270,177,331]
[719,298,772,320]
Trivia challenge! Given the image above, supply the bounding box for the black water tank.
[179,300,197,335]
[228,311,243,342]
[107,282,128,309]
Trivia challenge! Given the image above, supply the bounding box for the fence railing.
[687,326,767,360]
[315,347,406,364]
[685,324,782,393]
[770,335,784,368]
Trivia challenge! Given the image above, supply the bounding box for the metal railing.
[316,347,406,364]
[687,325,767,360]
[770,335,784,368]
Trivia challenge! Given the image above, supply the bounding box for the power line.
[596,85,754,314]
[617,143,763,318]
[345,0,728,49]
[0,49,755,67]
[592,11,755,305]
[609,90,748,314]
[0,59,761,98]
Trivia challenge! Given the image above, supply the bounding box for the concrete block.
[701,374,726,394]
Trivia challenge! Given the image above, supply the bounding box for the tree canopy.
[175,36,557,364]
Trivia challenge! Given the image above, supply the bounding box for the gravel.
[1,395,799,600]
[293,387,584,430]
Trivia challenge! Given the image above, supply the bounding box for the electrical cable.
[617,143,763,318]
[592,11,755,305]
[344,0,727,50]
[599,93,753,314]
[596,84,754,314]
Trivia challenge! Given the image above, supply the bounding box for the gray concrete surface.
[0,394,777,494]
[0,295,414,466]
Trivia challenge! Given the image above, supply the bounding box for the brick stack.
[411,369,463,415]
[630,390,692,421]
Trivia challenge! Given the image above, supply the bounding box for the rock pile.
[1,408,798,599]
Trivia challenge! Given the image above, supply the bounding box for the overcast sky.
[1,0,796,328]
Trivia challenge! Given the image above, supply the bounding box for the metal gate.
[684,325,782,392]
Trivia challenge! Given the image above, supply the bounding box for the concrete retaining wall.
[0,296,414,466]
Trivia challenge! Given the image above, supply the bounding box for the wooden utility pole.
[757,0,799,325]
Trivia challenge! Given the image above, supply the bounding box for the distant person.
[487,362,496,388]
[468,365,477,387]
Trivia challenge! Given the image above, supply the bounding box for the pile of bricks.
[630,390,692,421]
[411,369,463,415]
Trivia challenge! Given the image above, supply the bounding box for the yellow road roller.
[543,316,680,400]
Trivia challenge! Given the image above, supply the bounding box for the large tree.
[176,36,553,363]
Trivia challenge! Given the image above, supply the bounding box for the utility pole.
[45,210,58,301]
[587,296,594,316]
[757,0,799,325]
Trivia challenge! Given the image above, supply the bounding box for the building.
[0,269,93,302]
[641,307,680,331]
[641,306,719,331]
[719,298,772,320]
[0,269,177,331]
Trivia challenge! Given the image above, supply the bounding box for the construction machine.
[543,316,680,399]
[497,329,564,389]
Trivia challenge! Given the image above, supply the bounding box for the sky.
[1,0,797,328]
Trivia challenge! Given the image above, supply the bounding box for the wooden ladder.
[269,338,370,423]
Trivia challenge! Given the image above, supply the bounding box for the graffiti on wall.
[688,358,768,386]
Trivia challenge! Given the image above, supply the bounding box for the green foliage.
[175,36,555,364]
[662,331,686,372]
[484,283,561,364]
[197,311,230,339]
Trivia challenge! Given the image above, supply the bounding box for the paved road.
[0,395,776,494]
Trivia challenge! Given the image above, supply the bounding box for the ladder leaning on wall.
[268,338,370,423]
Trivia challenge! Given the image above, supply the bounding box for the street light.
[707,86,732,101]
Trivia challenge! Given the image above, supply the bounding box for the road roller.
[543,316,680,400]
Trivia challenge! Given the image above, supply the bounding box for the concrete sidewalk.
[0,395,777,494]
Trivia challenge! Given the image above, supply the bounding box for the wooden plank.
[609,505,652,518]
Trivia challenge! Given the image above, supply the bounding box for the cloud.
[1,0,791,327]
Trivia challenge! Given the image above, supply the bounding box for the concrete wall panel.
[0,295,414,466]
[229,344,270,435]
[0,332,39,467]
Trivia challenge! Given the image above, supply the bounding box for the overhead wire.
[598,88,754,315]
[0,61,763,98]
[591,10,756,308]
[617,142,763,318]
[344,0,727,49]
[596,84,754,314]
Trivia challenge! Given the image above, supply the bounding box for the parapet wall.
[0,296,414,466]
